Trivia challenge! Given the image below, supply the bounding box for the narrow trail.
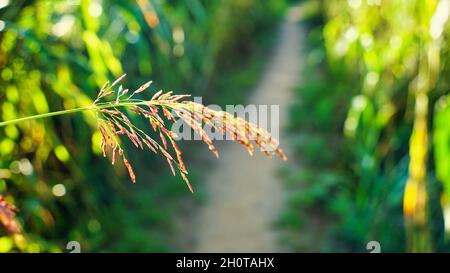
[192,7,304,252]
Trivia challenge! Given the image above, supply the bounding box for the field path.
[192,6,303,252]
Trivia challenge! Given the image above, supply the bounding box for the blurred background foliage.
[285,0,450,252]
[0,0,285,252]
[3,0,449,254]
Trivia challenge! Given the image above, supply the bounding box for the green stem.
[0,101,153,127]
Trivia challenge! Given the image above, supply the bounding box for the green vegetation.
[3,0,449,254]
[0,0,285,252]
[283,0,450,252]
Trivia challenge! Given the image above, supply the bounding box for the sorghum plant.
[92,74,287,192]
[0,74,287,232]
[0,195,20,234]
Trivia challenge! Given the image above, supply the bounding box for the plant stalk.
[0,101,153,127]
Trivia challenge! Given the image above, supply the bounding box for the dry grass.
[94,74,287,192]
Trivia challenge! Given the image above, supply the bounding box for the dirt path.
[192,7,303,252]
